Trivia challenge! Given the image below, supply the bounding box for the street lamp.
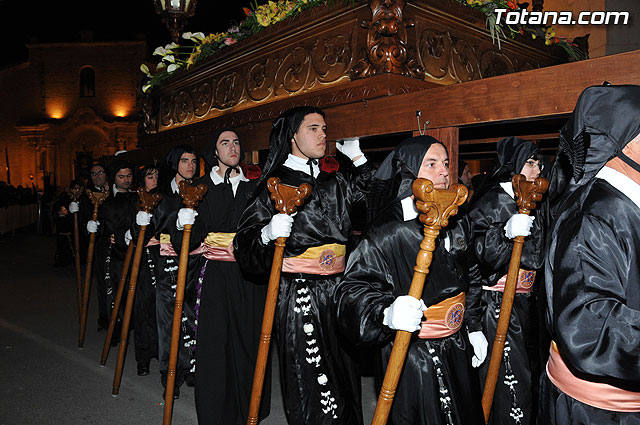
[154,0,197,43]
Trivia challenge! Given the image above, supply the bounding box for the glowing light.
[112,104,129,118]
[48,104,66,119]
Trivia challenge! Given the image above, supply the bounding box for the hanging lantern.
[154,0,197,43]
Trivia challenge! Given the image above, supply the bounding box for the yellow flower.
[256,12,271,26]
[545,38,551,45]
[532,34,537,39]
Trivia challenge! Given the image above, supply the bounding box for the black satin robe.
[234,163,373,425]
[124,194,159,367]
[185,173,270,425]
[143,187,200,388]
[95,190,136,337]
[467,186,545,425]
[541,178,640,424]
[335,202,484,425]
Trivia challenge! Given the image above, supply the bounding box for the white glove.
[260,213,294,244]
[382,295,427,332]
[136,211,152,226]
[176,208,198,230]
[87,220,99,233]
[69,201,79,214]
[468,331,488,368]
[336,138,365,162]
[124,229,132,246]
[504,214,535,239]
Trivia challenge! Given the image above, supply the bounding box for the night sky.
[1,0,247,68]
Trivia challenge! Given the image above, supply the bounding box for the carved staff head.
[267,177,312,215]
[178,180,208,209]
[86,190,109,220]
[413,179,468,229]
[512,174,549,215]
[137,187,163,213]
[69,186,84,202]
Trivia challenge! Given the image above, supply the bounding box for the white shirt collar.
[112,184,129,196]
[170,178,180,194]
[283,154,320,178]
[499,181,515,199]
[596,166,640,209]
[209,165,248,196]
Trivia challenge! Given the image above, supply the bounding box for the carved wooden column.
[351,0,424,79]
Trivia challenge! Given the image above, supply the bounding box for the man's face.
[144,170,158,192]
[216,131,241,168]
[520,157,542,182]
[291,113,327,160]
[90,165,106,188]
[177,152,197,180]
[417,143,450,189]
[114,168,132,191]
[460,165,473,188]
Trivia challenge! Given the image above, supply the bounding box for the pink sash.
[546,341,640,412]
[418,292,465,339]
[282,244,346,275]
[483,269,535,294]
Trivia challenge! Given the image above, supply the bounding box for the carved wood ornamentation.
[417,28,545,83]
[350,0,424,79]
[142,0,566,137]
[158,34,354,129]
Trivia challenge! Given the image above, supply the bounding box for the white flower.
[182,31,205,42]
[156,62,167,71]
[303,323,314,334]
[153,46,167,56]
[164,42,179,53]
[142,84,152,93]
[140,64,151,76]
[162,55,176,63]
[167,63,179,73]
[191,32,206,41]
[317,374,328,385]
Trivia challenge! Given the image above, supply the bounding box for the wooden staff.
[247,177,312,425]
[163,181,207,425]
[112,188,162,394]
[100,241,134,365]
[371,179,468,425]
[78,190,109,348]
[481,174,548,423]
[70,186,84,323]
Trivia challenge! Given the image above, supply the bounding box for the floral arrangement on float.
[141,0,585,93]
[456,0,585,60]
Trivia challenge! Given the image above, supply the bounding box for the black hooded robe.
[467,136,546,425]
[145,185,199,390]
[541,84,640,424]
[181,169,270,425]
[335,202,484,425]
[234,162,373,425]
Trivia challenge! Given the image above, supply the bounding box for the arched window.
[80,67,95,97]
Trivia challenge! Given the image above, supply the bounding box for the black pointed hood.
[369,135,446,221]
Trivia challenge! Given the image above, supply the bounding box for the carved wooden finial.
[69,187,84,202]
[267,177,312,215]
[512,175,549,215]
[137,187,163,213]
[178,180,208,209]
[413,179,468,229]
[87,190,109,220]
